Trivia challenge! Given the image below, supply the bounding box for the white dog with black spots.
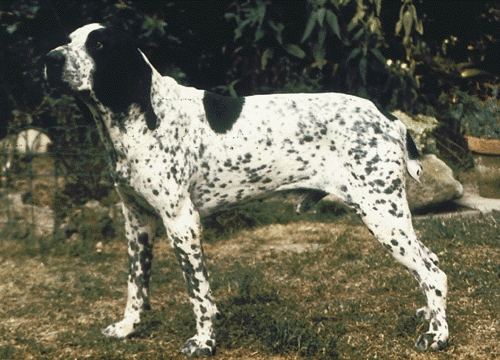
[45,23,448,356]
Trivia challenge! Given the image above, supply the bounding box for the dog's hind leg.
[347,187,449,351]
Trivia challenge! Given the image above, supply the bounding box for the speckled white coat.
[45,23,449,356]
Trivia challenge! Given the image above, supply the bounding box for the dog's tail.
[400,122,423,182]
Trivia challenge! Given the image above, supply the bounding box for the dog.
[45,23,448,356]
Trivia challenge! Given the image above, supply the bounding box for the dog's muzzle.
[45,49,66,88]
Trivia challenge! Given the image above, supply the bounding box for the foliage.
[1,0,500,167]
[395,0,424,60]
[301,0,386,72]
[0,0,181,133]
[439,87,500,139]
[223,0,312,95]
[223,0,420,104]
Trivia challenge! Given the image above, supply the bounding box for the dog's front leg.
[103,201,156,339]
[164,199,218,357]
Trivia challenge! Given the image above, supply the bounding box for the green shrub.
[440,88,500,139]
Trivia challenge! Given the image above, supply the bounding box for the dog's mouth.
[45,49,72,91]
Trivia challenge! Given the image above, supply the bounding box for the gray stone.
[407,154,463,210]
[71,200,112,241]
[392,110,439,152]
[2,192,54,237]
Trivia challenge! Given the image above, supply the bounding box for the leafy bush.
[439,88,500,139]
[223,0,421,108]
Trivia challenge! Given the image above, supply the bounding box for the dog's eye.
[89,40,104,51]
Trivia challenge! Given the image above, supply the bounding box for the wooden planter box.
[465,136,500,198]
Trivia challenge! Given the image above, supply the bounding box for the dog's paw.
[414,308,448,351]
[102,319,137,339]
[180,335,216,357]
[415,332,448,351]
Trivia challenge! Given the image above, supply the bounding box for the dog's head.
[45,23,154,119]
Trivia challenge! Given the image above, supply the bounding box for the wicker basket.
[465,135,500,155]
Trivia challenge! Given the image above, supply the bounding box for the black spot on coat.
[202,91,245,134]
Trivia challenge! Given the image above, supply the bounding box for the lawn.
[0,202,498,359]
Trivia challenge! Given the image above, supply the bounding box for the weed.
[0,345,16,359]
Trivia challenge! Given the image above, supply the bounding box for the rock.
[407,154,463,211]
[2,192,54,237]
[322,155,462,213]
[392,110,439,152]
[71,200,112,242]
[0,129,52,174]
[1,154,67,214]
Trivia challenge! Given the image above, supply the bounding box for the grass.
[0,201,499,359]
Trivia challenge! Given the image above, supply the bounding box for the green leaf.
[359,57,367,84]
[346,47,361,62]
[268,20,284,44]
[460,68,488,78]
[234,27,243,40]
[302,14,317,43]
[374,0,382,16]
[261,48,274,69]
[285,44,306,59]
[325,10,341,39]
[318,28,326,48]
[415,20,424,35]
[347,20,357,33]
[255,26,265,41]
[399,3,405,21]
[368,16,381,34]
[370,47,386,64]
[317,8,325,27]
[352,28,365,41]
[403,10,413,38]
[409,4,418,23]
[357,86,368,98]
[228,79,240,98]
[313,43,326,69]
[395,19,402,36]
[456,62,473,70]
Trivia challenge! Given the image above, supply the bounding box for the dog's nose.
[45,49,65,84]
[46,49,65,68]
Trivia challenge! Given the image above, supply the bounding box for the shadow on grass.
[202,199,348,243]
[212,262,344,359]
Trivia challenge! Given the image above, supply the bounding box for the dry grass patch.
[0,205,499,359]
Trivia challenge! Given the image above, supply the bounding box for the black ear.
[406,131,420,160]
[87,26,158,130]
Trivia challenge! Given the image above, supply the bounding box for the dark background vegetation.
[1,0,499,149]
